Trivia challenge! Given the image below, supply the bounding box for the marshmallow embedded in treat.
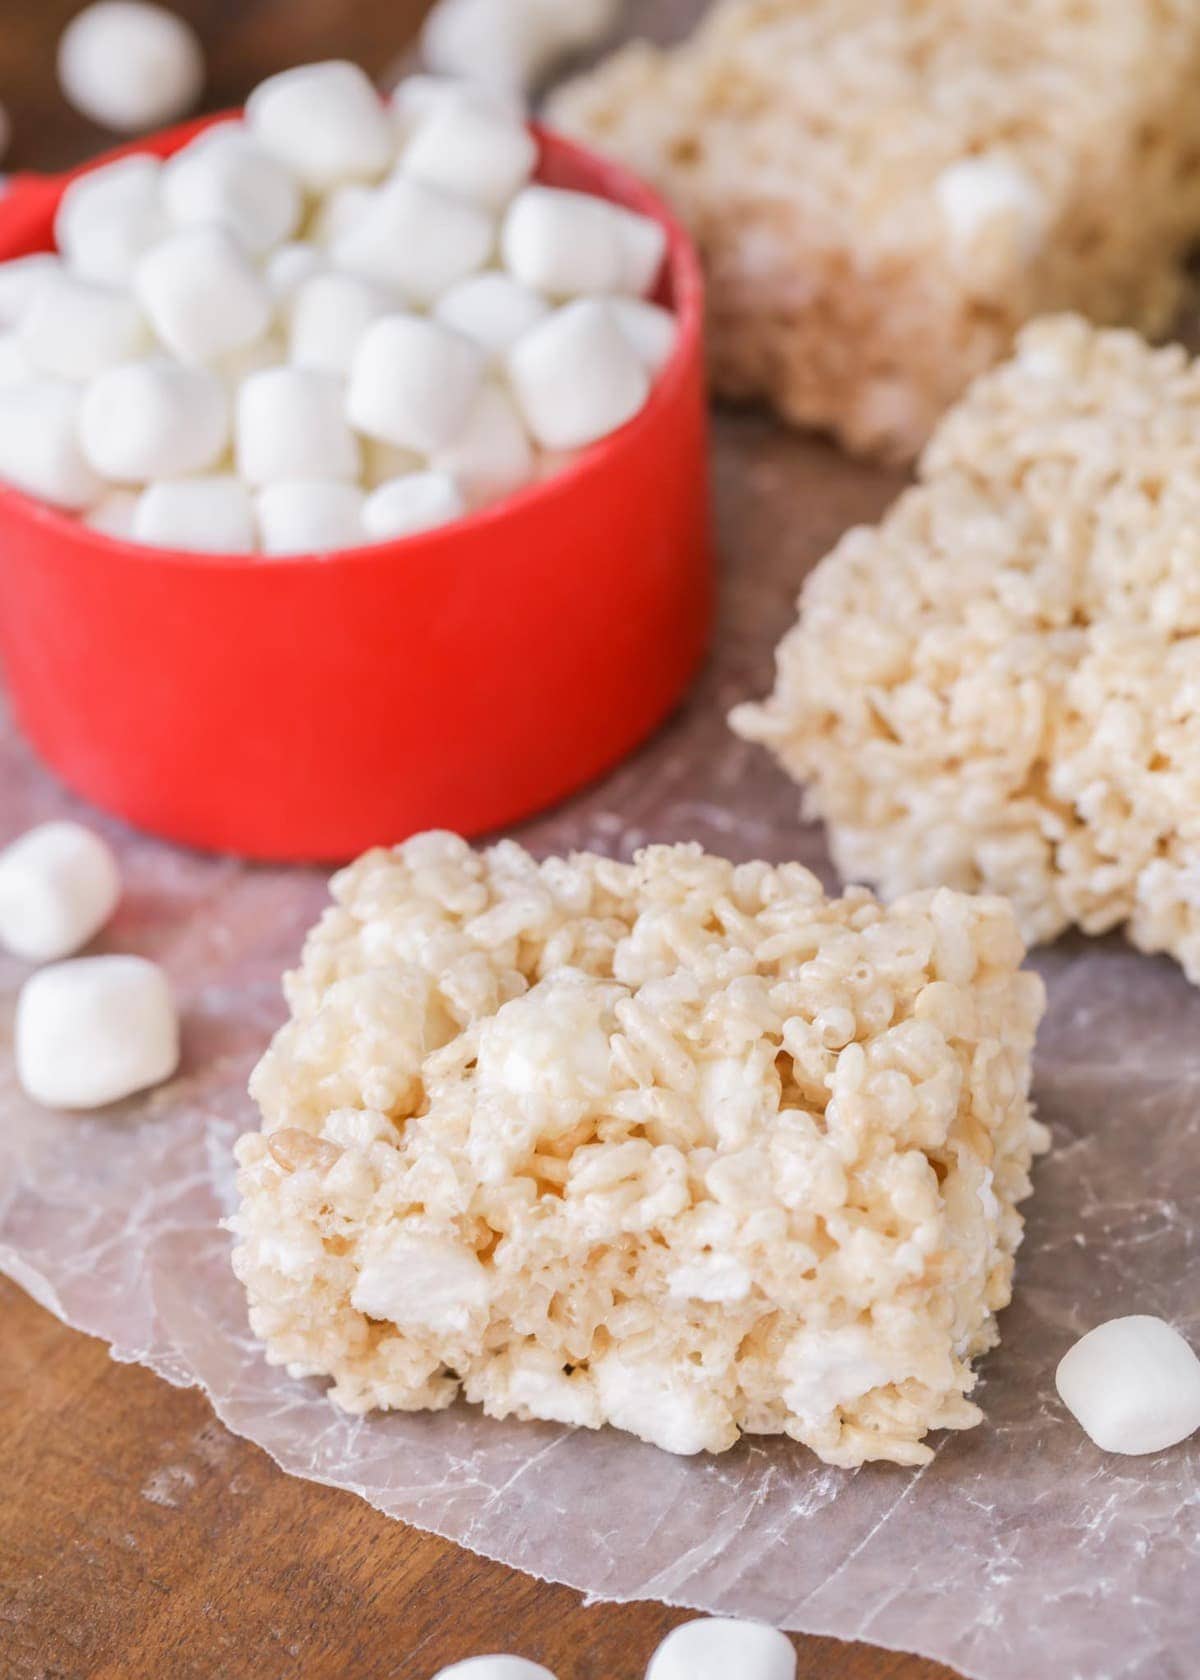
[288,271,393,375]
[79,358,229,481]
[54,155,166,286]
[0,255,62,328]
[0,822,121,963]
[246,60,393,191]
[235,366,360,486]
[347,314,487,453]
[361,470,466,539]
[255,480,366,555]
[15,954,180,1109]
[0,380,104,509]
[162,124,303,255]
[431,383,533,505]
[506,297,649,450]
[332,175,494,306]
[19,272,148,381]
[608,296,678,375]
[57,1,205,133]
[133,476,257,553]
[134,226,273,363]
[645,1620,796,1680]
[400,89,537,211]
[1056,1316,1200,1455]
[433,271,550,360]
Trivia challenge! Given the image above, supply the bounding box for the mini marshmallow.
[57,2,204,133]
[502,185,627,296]
[133,475,256,552]
[15,955,179,1110]
[135,226,273,363]
[0,333,32,385]
[936,155,1049,263]
[307,182,376,249]
[236,366,360,485]
[432,383,532,505]
[0,822,120,963]
[1056,1316,1200,1455]
[54,155,165,287]
[390,74,524,146]
[215,332,287,391]
[246,61,392,191]
[0,255,62,328]
[431,1660,557,1680]
[256,480,365,555]
[401,92,537,211]
[645,1620,796,1680]
[19,273,148,381]
[362,470,466,540]
[433,271,550,359]
[347,314,486,453]
[609,296,678,375]
[288,271,392,375]
[264,242,324,302]
[333,175,494,306]
[162,126,302,255]
[84,488,140,539]
[507,298,649,450]
[0,380,103,509]
[80,359,229,482]
[609,202,669,296]
[421,0,558,98]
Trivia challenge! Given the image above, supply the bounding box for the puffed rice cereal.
[232,833,1045,1467]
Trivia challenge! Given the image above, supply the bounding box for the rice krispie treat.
[549,0,1200,459]
[734,315,1200,979]
[232,832,1045,1468]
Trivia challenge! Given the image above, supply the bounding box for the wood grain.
[0,3,961,1676]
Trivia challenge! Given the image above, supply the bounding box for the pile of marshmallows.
[0,60,677,555]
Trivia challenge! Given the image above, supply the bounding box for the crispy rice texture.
[233,833,1045,1467]
[734,315,1200,980]
[549,0,1200,460]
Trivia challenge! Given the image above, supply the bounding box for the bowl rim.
[0,112,705,574]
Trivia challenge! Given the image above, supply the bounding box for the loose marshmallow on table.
[348,314,487,453]
[609,296,678,375]
[431,1659,557,1680]
[1055,1316,1200,1455]
[0,381,103,509]
[135,227,272,364]
[433,271,550,359]
[16,954,180,1109]
[288,271,392,375]
[19,273,147,381]
[79,359,228,481]
[236,367,360,485]
[162,127,302,256]
[0,255,62,328]
[333,175,494,307]
[400,90,537,212]
[507,298,649,450]
[362,471,466,540]
[57,2,204,132]
[256,480,365,555]
[54,156,165,287]
[246,61,392,191]
[134,476,256,552]
[0,822,120,963]
[432,384,533,505]
[645,1619,796,1680]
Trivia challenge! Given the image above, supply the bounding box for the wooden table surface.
[0,4,959,1677]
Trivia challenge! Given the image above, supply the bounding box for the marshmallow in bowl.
[256,480,366,556]
[247,61,393,190]
[332,175,494,307]
[16,954,180,1109]
[399,89,538,211]
[0,255,62,328]
[162,126,302,255]
[432,384,533,506]
[288,271,393,375]
[0,381,103,509]
[19,273,148,381]
[54,156,165,286]
[0,821,120,964]
[347,314,487,455]
[134,226,272,363]
[362,471,466,540]
[79,359,229,482]
[433,272,550,360]
[133,476,257,553]
[235,367,360,486]
[507,299,649,450]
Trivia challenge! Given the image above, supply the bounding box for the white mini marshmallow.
[432,1660,557,1680]
[16,955,180,1109]
[215,332,287,391]
[264,241,324,302]
[0,255,62,328]
[19,273,147,381]
[507,298,648,450]
[433,271,549,360]
[609,201,669,295]
[0,822,120,963]
[288,271,392,375]
[401,91,536,211]
[135,226,273,363]
[432,383,532,505]
[0,380,103,509]
[80,359,228,482]
[609,296,678,375]
[645,1620,796,1680]
[421,0,559,98]
[502,185,666,298]
[162,126,302,255]
[307,182,376,249]
[333,175,494,306]
[347,314,486,453]
[390,73,523,146]
[256,480,365,555]
[54,155,165,286]
[362,471,465,540]
[935,154,1049,263]
[1056,1316,1200,1455]
[246,61,392,191]
[236,366,360,485]
[133,475,256,552]
[84,488,140,539]
[57,2,204,132]
[0,333,32,385]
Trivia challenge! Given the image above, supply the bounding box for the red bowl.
[0,116,712,861]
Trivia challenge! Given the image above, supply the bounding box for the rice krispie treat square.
[233,833,1045,1468]
[734,314,1200,979]
[550,0,1200,460]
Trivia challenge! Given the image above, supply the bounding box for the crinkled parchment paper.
[2,414,1197,1680]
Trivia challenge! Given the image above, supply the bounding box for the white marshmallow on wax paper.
[16,954,180,1109]
[609,295,677,375]
[507,297,648,451]
[54,155,165,287]
[79,358,229,482]
[347,314,486,454]
[362,471,465,540]
[0,380,103,509]
[135,226,273,363]
[288,271,392,376]
[645,1619,795,1680]
[57,2,204,133]
[400,90,537,212]
[433,271,549,360]
[256,479,365,555]
[431,1658,558,1680]
[236,366,360,486]
[0,255,62,328]
[264,241,324,302]
[431,383,532,506]
[19,273,148,381]
[84,487,140,540]
[501,184,663,299]
[162,126,302,256]
[332,174,494,307]
[307,182,377,250]
[0,822,120,964]
[1056,1316,1200,1455]
[246,61,392,191]
[133,476,256,553]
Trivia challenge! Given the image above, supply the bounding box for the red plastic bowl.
[0,117,712,861]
